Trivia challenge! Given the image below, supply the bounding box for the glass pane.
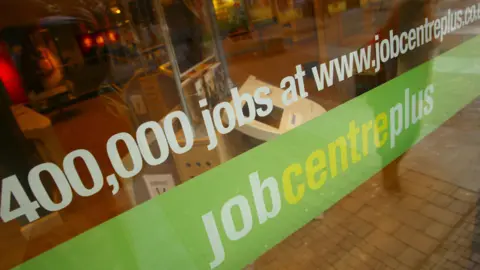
[0,0,479,269]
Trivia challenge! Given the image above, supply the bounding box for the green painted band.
[15,36,480,270]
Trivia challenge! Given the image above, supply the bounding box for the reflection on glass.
[0,0,479,270]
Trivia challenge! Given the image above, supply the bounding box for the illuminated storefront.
[1,0,480,269]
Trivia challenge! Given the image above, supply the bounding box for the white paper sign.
[204,71,215,96]
[194,79,205,96]
[130,95,147,115]
[143,174,175,198]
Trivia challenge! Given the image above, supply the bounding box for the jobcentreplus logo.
[202,81,435,268]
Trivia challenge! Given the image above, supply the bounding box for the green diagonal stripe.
[15,35,480,270]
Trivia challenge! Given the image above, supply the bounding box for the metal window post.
[203,0,234,95]
[152,0,193,124]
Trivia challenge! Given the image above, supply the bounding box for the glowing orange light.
[96,35,105,46]
[107,31,117,42]
[83,36,93,49]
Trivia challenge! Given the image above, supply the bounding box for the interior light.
[111,7,121,14]
[96,35,105,46]
[83,36,93,49]
[107,31,117,42]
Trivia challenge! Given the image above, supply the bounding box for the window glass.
[0,0,479,269]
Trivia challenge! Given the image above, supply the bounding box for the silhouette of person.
[373,0,437,191]
[162,0,203,72]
